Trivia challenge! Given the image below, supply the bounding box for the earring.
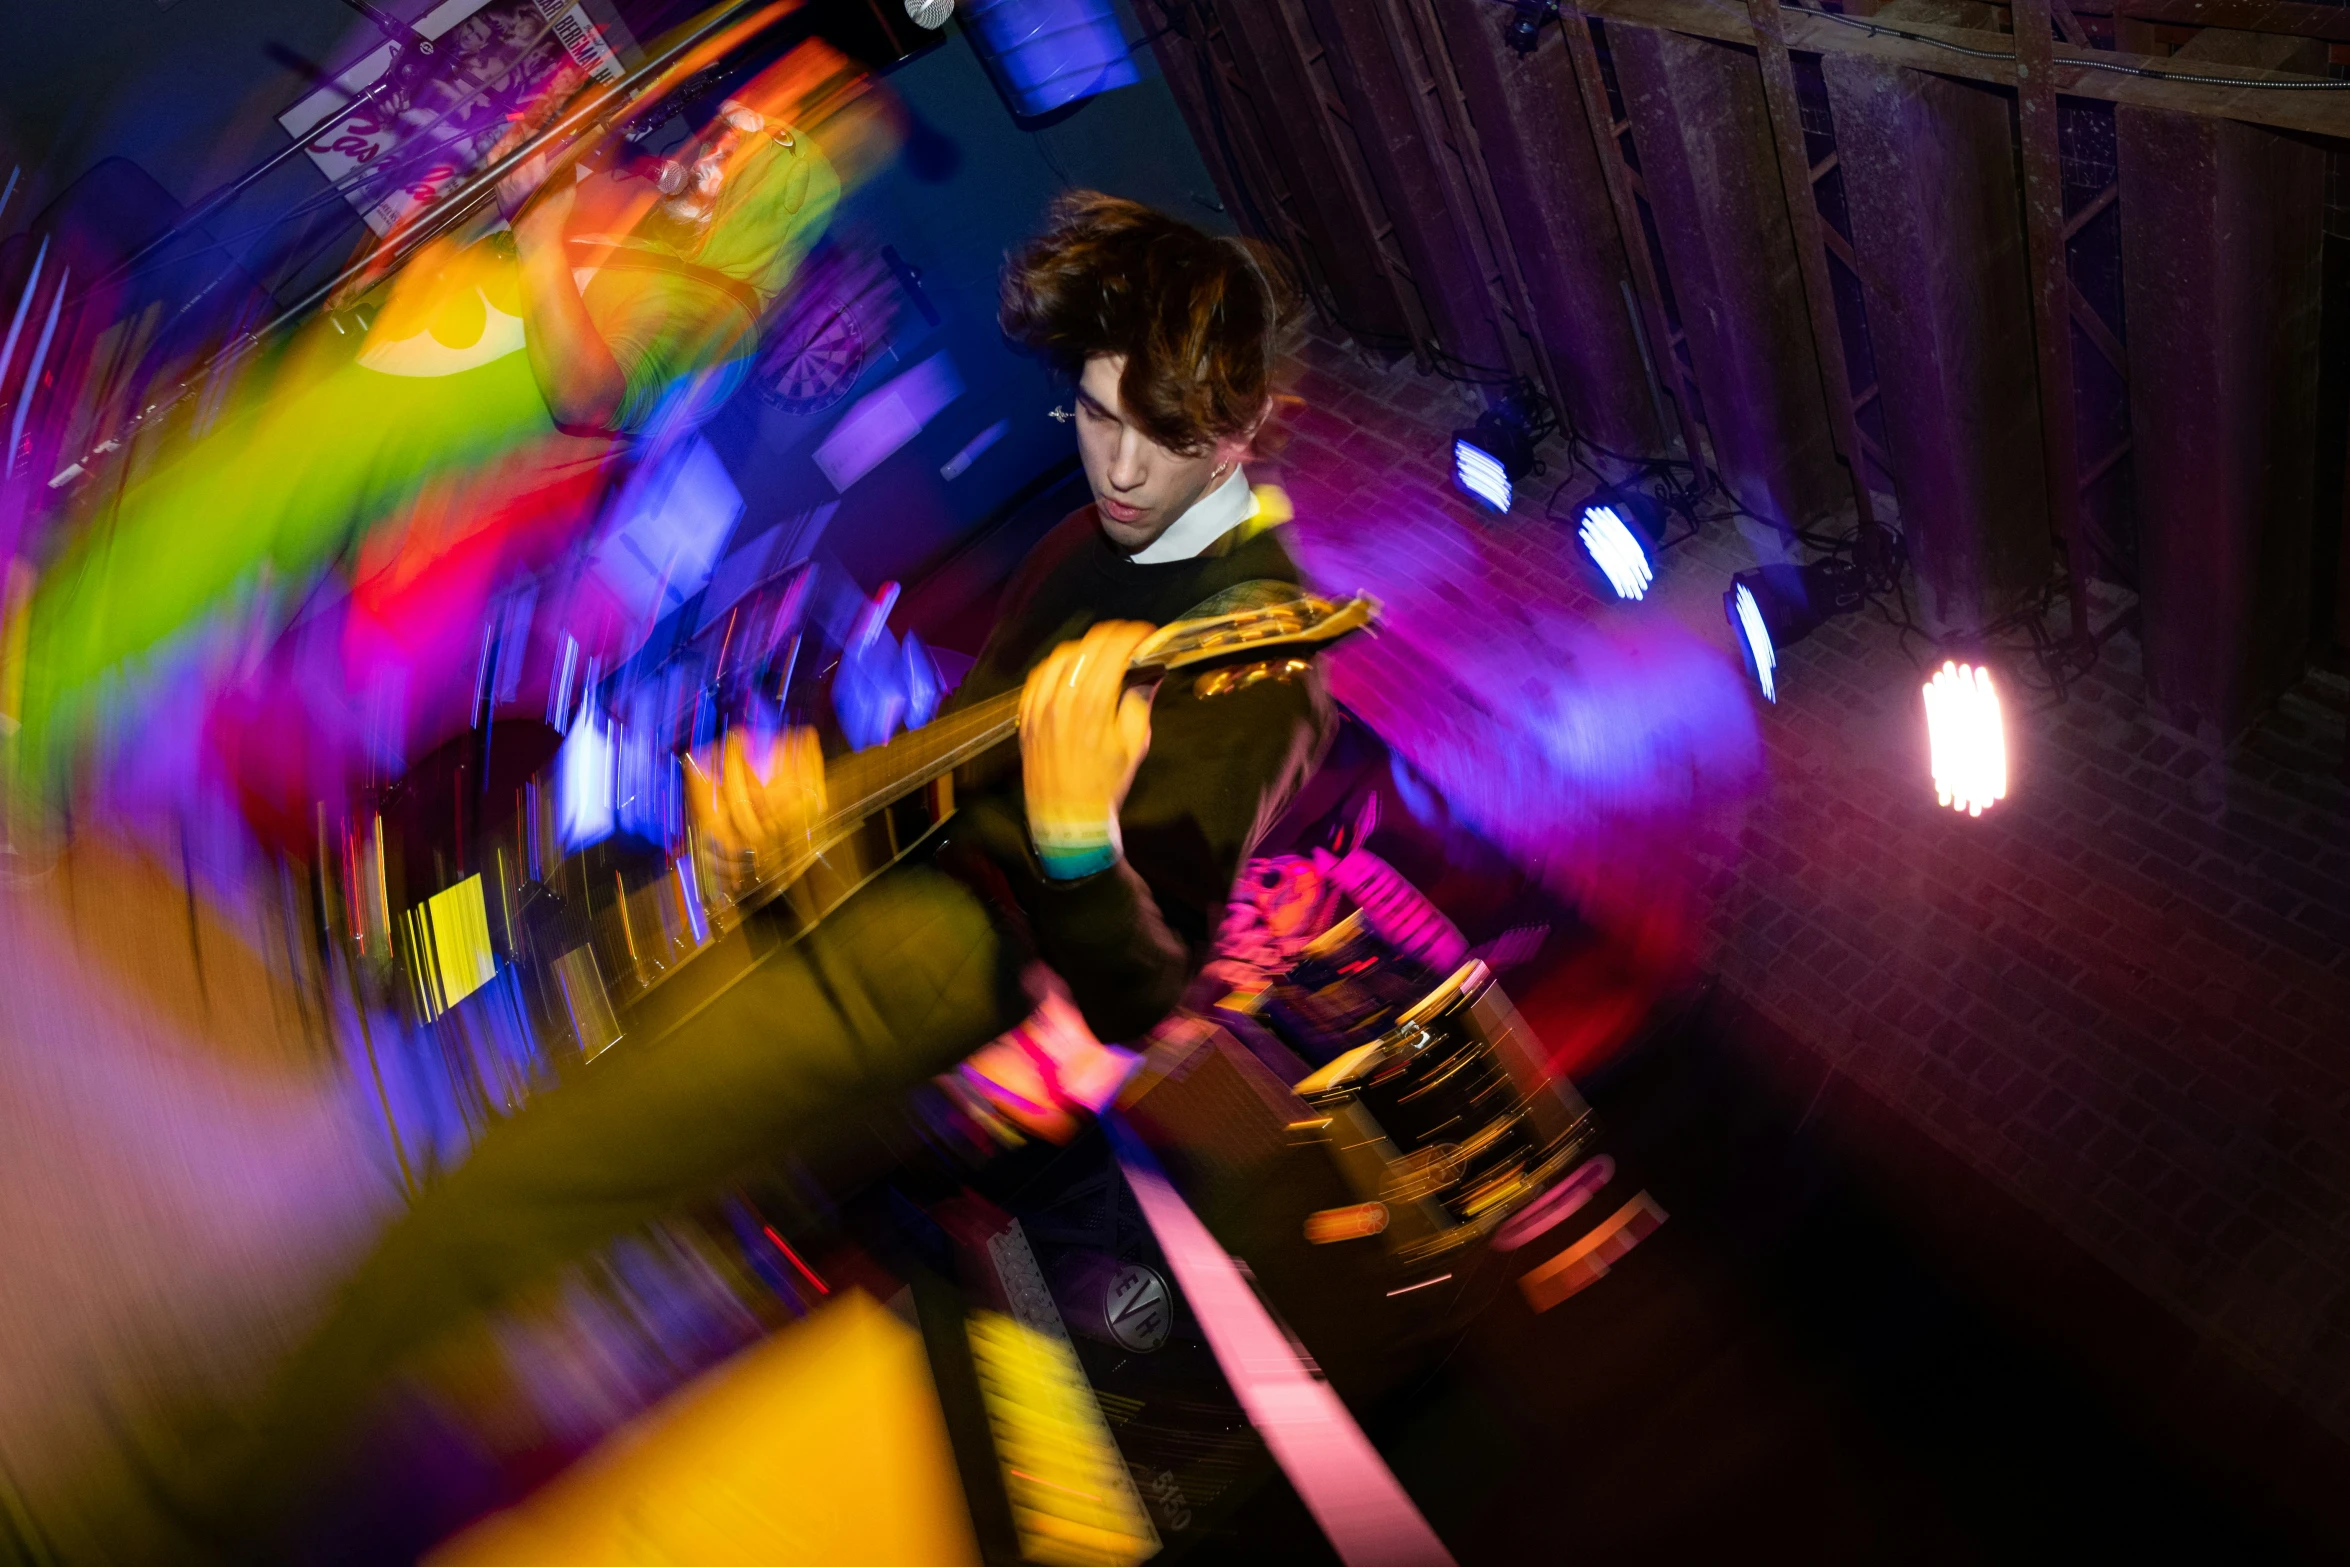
[1048,406,1073,423]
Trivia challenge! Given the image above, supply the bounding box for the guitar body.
[358,589,1378,1082]
[610,775,959,1051]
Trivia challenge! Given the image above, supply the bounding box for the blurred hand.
[1019,622,1154,848]
[687,727,826,869]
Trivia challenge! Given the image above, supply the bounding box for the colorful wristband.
[1031,816,1121,882]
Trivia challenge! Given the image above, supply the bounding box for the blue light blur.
[1728,582,1778,703]
[1454,438,1512,513]
[1577,504,1654,601]
[961,0,1143,119]
[557,710,618,851]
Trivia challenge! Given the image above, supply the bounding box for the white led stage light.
[1923,660,2007,817]
[1728,580,1777,702]
[1454,437,1513,513]
[1451,394,1543,515]
[1578,503,1655,601]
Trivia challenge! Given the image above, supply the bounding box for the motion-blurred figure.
[124,190,1330,1559]
[2,41,873,846]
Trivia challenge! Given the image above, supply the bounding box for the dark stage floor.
[1202,990,2313,1566]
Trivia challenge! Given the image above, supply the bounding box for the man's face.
[1074,355,1244,553]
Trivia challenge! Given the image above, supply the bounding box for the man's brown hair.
[999,191,1300,456]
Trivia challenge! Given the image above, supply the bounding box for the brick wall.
[1261,326,2350,1439]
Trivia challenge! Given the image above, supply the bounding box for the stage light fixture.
[961,0,1140,119]
[1453,438,1512,512]
[1504,0,1559,53]
[1728,581,1777,702]
[1451,397,1541,514]
[1722,558,1863,702]
[1924,660,2007,817]
[1574,490,1667,601]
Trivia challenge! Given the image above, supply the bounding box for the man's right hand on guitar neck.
[1020,621,1156,881]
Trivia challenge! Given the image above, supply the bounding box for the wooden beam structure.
[1301,0,1528,380]
[1820,17,2056,635]
[1428,0,1669,452]
[2011,0,2096,640]
[1143,0,2350,717]
[1609,21,1850,529]
[1747,0,1888,561]
[2103,0,2350,43]
[1558,9,1709,462]
[1567,0,2350,137]
[2117,29,2328,741]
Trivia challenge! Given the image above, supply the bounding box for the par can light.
[1722,559,1863,702]
[1451,394,1544,515]
[1924,660,2007,816]
[1727,580,1777,702]
[1578,504,1654,600]
[1572,487,1668,601]
[1454,437,1514,513]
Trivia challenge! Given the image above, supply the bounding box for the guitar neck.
[816,687,1024,836]
[707,588,1374,918]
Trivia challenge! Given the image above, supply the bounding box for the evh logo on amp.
[1102,1263,1173,1353]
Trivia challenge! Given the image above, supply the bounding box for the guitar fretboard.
[816,686,1023,836]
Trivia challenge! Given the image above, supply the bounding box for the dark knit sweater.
[942,505,1333,1043]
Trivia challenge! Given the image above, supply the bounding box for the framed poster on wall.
[278,0,640,235]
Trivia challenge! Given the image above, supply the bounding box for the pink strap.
[1106,1116,1457,1566]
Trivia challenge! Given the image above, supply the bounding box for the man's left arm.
[1019,625,1329,1041]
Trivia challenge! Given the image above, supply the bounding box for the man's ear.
[1214,399,1275,466]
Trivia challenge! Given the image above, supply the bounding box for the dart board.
[757,296,866,414]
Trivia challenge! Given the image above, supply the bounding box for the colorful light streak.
[761,1224,831,1296]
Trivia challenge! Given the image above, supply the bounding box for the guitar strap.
[1173,576,1311,621]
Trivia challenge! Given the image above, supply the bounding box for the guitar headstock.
[1132,591,1380,674]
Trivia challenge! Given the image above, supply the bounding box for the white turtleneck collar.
[1127,465,1254,564]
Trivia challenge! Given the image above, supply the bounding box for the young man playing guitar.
[168,191,1334,1553]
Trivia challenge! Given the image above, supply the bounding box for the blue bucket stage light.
[1453,436,1513,512]
[1723,559,1863,703]
[1451,400,1540,514]
[961,0,1142,120]
[1727,580,1778,702]
[1572,487,1667,600]
[1577,502,1654,600]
